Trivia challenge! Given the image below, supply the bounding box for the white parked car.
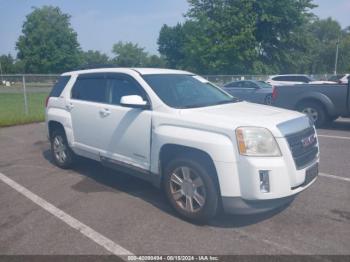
[45,68,319,222]
[267,74,335,86]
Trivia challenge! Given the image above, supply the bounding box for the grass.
[0,92,48,127]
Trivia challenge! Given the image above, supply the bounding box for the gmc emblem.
[301,134,316,147]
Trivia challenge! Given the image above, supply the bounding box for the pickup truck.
[272,82,350,127]
[45,68,319,222]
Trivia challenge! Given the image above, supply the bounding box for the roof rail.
[74,64,118,70]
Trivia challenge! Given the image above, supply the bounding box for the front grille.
[286,127,318,169]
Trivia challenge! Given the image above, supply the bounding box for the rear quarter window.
[49,76,70,97]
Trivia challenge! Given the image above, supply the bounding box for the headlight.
[235,127,281,156]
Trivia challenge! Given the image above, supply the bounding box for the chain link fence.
[0,74,59,126]
[0,73,336,126]
[203,74,334,86]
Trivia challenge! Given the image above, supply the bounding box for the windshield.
[142,74,238,108]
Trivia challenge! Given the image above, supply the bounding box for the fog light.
[259,170,270,193]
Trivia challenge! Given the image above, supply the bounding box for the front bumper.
[222,195,296,215]
[222,167,318,215]
[219,135,319,214]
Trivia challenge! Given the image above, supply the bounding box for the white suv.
[45,68,319,222]
[267,74,335,86]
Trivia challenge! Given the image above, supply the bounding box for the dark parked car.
[223,80,273,105]
[272,80,350,127]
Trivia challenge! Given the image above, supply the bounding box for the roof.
[62,67,193,76]
[132,68,192,75]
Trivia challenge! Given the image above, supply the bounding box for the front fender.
[151,125,241,197]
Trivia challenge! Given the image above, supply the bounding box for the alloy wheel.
[53,136,67,164]
[169,166,206,213]
[302,107,318,123]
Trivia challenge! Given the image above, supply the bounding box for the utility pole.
[334,38,340,75]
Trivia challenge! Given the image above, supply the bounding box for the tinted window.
[108,76,147,105]
[71,75,108,103]
[243,81,257,88]
[272,76,309,82]
[257,81,272,88]
[224,81,241,88]
[143,74,236,109]
[224,82,235,87]
[272,76,288,81]
[50,76,70,97]
[236,81,244,87]
[295,76,310,82]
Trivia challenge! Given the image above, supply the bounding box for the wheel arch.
[48,120,65,140]
[294,93,336,117]
[158,143,221,196]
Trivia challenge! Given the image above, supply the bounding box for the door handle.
[99,108,111,117]
[66,103,74,111]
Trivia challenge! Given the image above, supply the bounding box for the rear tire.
[50,129,75,169]
[297,101,328,128]
[163,157,219,222]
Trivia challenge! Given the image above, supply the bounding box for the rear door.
[69,73,110,157]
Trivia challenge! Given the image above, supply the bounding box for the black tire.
[163,157,219,222]
[50,128,75,169]
[264,94,272,105]
[297,101,329,128]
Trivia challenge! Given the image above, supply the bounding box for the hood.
[179,101,311,137]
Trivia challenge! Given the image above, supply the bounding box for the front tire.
[297,101,328,127]
[50,129,75,169]
[163,157,219,222]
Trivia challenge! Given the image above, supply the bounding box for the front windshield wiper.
[214,97,240,105]
[181,98,240,108]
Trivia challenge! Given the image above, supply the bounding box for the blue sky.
[0,0,349,57]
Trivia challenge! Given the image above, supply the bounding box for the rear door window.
[295,76,310,83]
[49,76,70,97]
[273,76,289,81]
[71,74,108,103]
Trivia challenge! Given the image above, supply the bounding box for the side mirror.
[120,95,149,109]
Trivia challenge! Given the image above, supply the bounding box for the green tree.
[81,50,110,68]
[158,0,317,74]
[112,41,166,68]
[251,0,316,73]
[158,24,187,68]
[306,18,350,74]
[146,54,167,68]
[16,6,82,73]
[0,54,15,74]
[337,33,350,73]
[112,41,148,67]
